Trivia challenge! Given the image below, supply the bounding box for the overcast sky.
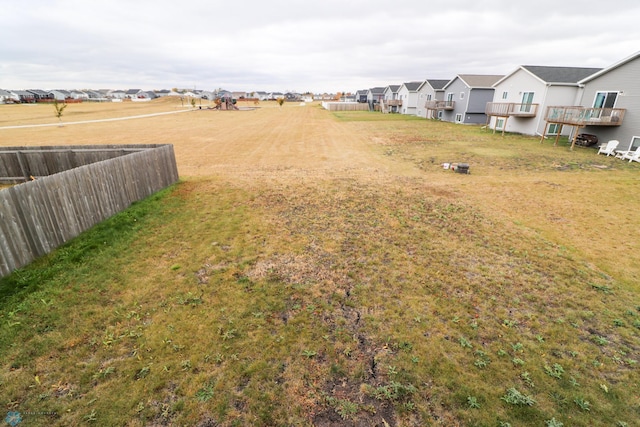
[1,0,639,93]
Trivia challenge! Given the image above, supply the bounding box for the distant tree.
[277,97,285,107]
[53,99,67,125]
[190,98,196,108]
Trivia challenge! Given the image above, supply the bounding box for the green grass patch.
[1,116,639,426]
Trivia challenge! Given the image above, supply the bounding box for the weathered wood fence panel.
[0,144,179,278]
[321,102,370,111]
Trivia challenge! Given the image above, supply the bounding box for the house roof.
[456,74,504,89]
[402,81,422,91]
[27,89,49,96]
[426,79,450,90]
[126,89,141,94]
[522,65,602,84]
[578,51,640,84]
[369,87,385,95]
[385,85,400,93]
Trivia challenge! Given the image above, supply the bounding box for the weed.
[501,387,536,406]
[574,397,591,412]
[545,418,564,427]
[83,409,97,422]
[520,371,535,388]
[466,396,480,409]
[613,318,624,327]
[459,336,472,348]
[512,357,525,366]
[301,350,317,359]
[544,363,564,379]
[135,366,150,380]
[325,396,359,420]
[592,335,609,346]
[195,383,215,402]
[591,283,613,294]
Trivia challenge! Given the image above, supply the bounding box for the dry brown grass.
[1,99,639,426]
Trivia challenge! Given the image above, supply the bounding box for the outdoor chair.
[597,140,619,156]
[620,146,640,163]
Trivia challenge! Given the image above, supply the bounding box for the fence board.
[0,144,179,278]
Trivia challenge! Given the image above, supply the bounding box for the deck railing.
[425,100,455,110]
[385,99,402,106]
[544,106,625,126]
[485,102,539,117]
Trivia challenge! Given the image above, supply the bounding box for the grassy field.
[0,99,639,426]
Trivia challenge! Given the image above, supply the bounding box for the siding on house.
[490,66,601,136]
[398,82,422,115]
[442,75,503,124]
[577,52,640,151]
[417,79,449,118]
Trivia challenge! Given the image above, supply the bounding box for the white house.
[487,65,600,137]
[397,81,423,115]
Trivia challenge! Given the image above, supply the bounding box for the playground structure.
[214,93,239,110]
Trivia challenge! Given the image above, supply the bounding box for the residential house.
[13,90,36,103]
[417,79,450,119]
[486,65,601,137]
[125,89,143,99]
[397,81,423,115]
[48,90,72,101]
[70,90,89,100]
[550,51,640,151]
[0,89,14,103]
[155,89,171,97]
[355,90,368,103]
[381,85,401,113]
[108,90,127,99]
[367,87,385,110]
[441,74,503,124]
[27,89,52,102]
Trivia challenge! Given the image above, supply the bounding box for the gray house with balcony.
[441,74,503,124]
[568,51,640,152]
[419,79,450,119]
[486,65,601,137]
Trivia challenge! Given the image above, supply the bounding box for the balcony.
[544,106,625,126]
[385,99,402,106]
[485,102,539,118]
[425,100,455,110]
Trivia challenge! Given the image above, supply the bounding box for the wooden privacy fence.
[321,102,370,111]
[0,144,179,278]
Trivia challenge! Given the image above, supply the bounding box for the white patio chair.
[620,146,640,163]
[597,140,619,156]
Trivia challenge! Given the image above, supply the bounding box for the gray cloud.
[1,0,639,92]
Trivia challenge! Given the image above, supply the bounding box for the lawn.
[0,100,638,426]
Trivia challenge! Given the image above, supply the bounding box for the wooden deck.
[543,106,625,126]
[425,100,454,110]
[485,102,539,118]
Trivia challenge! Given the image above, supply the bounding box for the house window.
[502,91,508,100]
[426,94,432,101]
[547,123,560,135]
[455,113,463,123]
[438,111,443,119]
[496,118,505,130]
[631,136,640,150]
[520,92,534,113]
[460,92,465,100]
[593,91,618,109]
[447,93,454,102]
